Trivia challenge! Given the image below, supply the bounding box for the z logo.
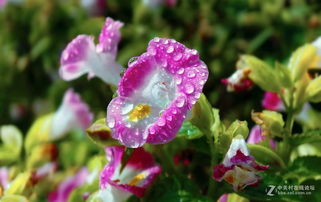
[266,185,276,196]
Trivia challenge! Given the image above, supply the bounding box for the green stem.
[205,129,217,198]
[154,145,178,176]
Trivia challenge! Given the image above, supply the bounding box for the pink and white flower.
[261,92,284,111]
[221,69,253,92]
[0,167,9,191]
[51,88,93,140]
[213,136,268,191]
[248,125,276,149]
[106,37,208,148]
[59,17,124,86]
[48,168,89,202]
[98,146,161,202]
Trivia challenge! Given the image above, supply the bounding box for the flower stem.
[205,129,217,198]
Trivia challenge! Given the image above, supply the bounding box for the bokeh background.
[1,0,321,133]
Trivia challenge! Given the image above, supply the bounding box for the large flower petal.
[107,38,208,148]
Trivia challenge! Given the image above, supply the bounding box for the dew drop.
[187,70,196,78]
[172,109,177,114]
[121,103,134,115]
[128,57,138,66]
[148,46,157,55]
[158,118,166,126]
[176,97,185,108]
[154,37,160,42]
[176,77,182,85]
[166,46,174,53]
[166,115,173,121]
[177,68,184,75]
[108,117,115,128]
[199,80,206,85]
[185,83,195,94]
[194,93,201,99]
[174,53,182,61]
[149,127,156,135]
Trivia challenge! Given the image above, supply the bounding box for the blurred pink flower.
[262,92,284,111]
[48,168,89,202]
[51,88,93,140]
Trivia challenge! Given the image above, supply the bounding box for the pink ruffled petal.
[107,38,208,148]
[248,125,276,149]
[97,17,124,56]
[59,35,96,81]
[100,146,161,198]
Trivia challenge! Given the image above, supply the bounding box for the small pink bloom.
[51,88,93,140]
[0,167,9,190]
[262,92,284,111]
[248,125,276,149]
[60,17,124,85]
[213,136,268,191]
[106,37,208,148]
[48,168,89,202]
[221,69,253,92]
[98,146,161,201]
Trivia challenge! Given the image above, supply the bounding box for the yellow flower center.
[128,104,151,122]
[128,173,146,186]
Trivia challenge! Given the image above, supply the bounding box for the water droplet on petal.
[166,115,173,121]
[128,57,138,66]
[154,37,160,42]
[177,68,184,74]
[108,117,115,128]
[176,77,182,85]
[199,80,206,85]
[176,97,185,108]
[187,70,196,78]
[172,109,177,114]
[174,53,182,61]
[149,127,156,135]
[194,93,201,99]
[121,103,134,115]
[185,83,195,94]
[167,46,174,53]
[158,118,166,126]
[148,46,157,55]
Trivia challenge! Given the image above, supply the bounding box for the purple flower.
[262,92,284,111]
[248,125,276,149]
[106,37,208,148]
[98,146,161,201]
[51,88,93,140]
[213,136,268,191]
[59,17,124,85]
[48,168,89,202]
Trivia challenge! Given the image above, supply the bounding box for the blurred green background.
[1,0,321,132]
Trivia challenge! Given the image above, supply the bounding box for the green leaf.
[289,129,321,147]
[0,125,23,164]
[299,179,321,202]
[285,156,321,183]
[248,144,286,169]
[190,94,214,133]
[5,172,31,195]
[225,120,249,139]
[143,176,212,202]
[177,121,203,140]
[86,118,120,147]
[1,195,28,202]
[237,172,298,202]
[239,55,282,92]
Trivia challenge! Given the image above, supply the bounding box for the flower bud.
[251,110,284,137]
